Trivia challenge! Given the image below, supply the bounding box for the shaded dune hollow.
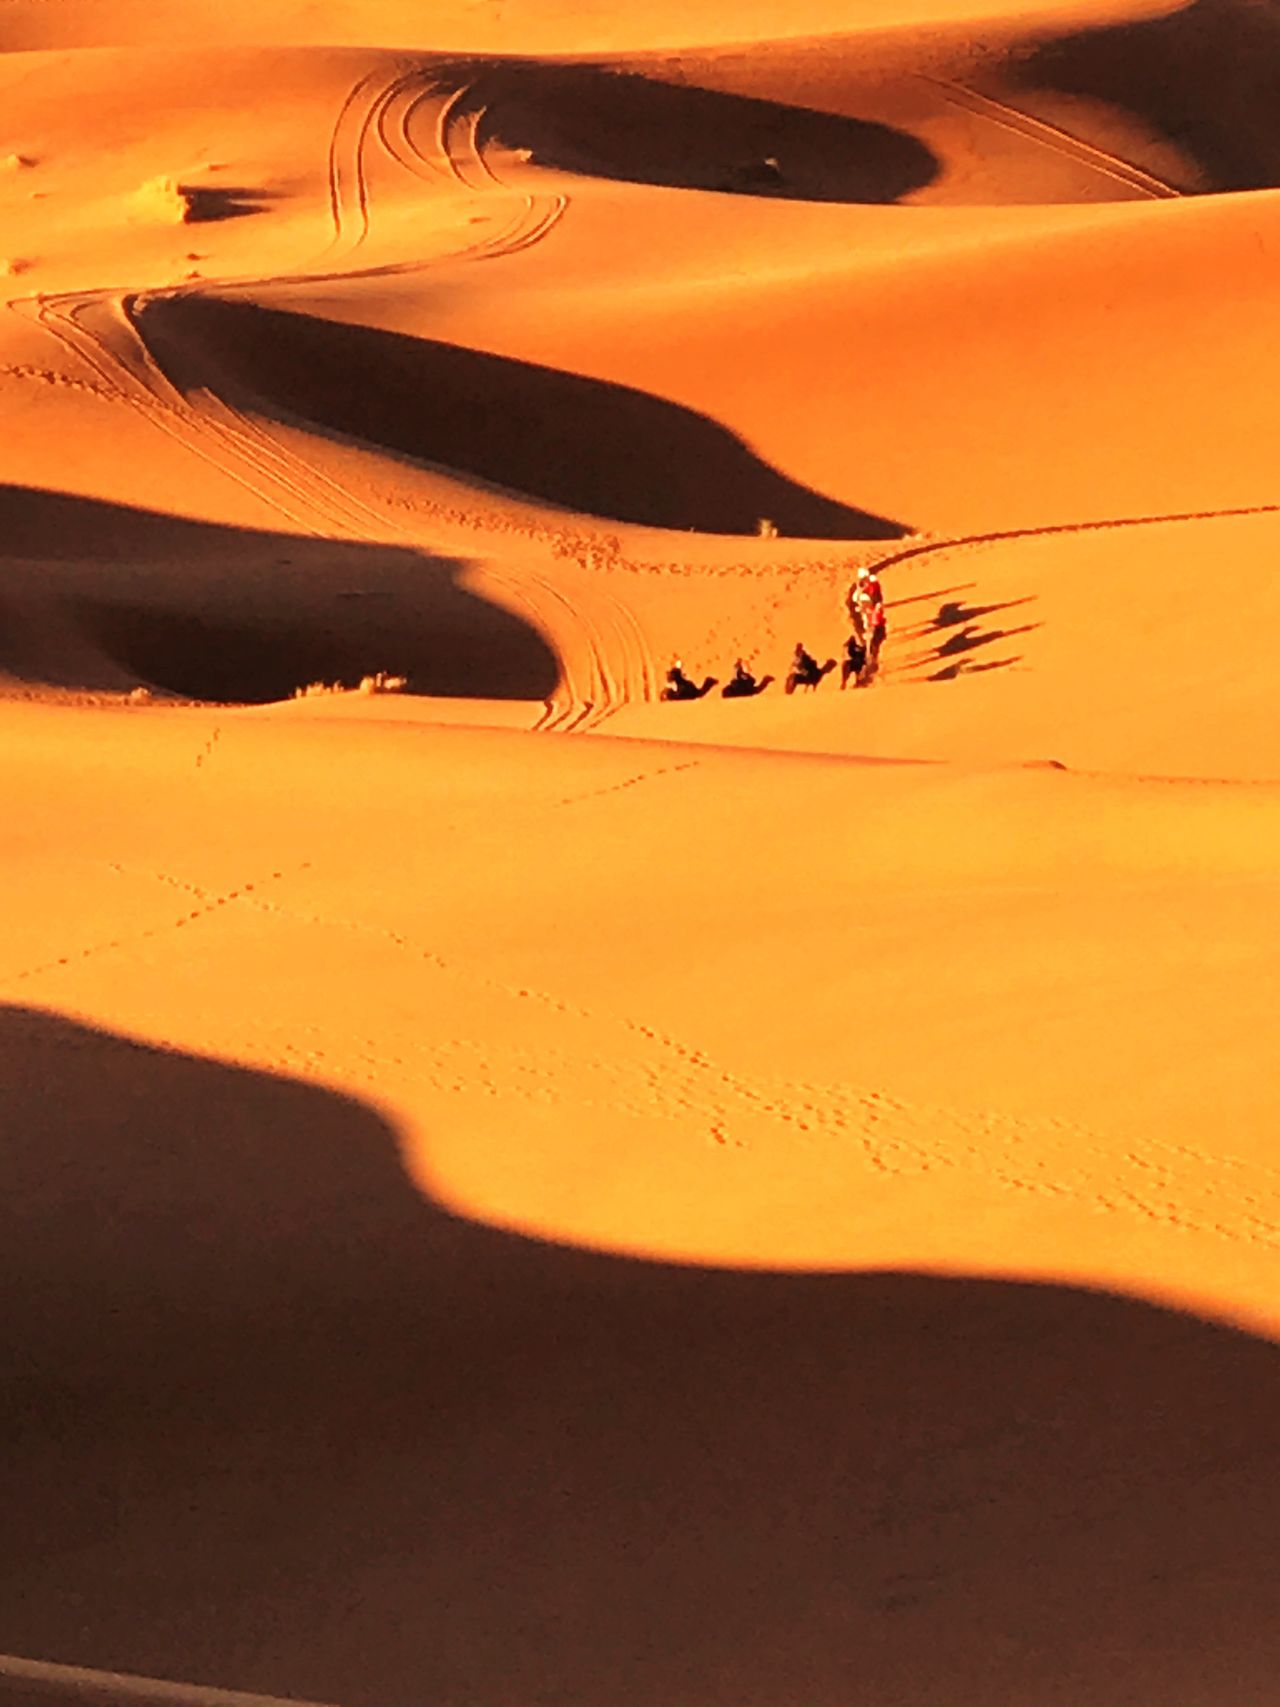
[466,59,940,201]
[137,297,907,540]
[0,486,560,703]
[1011,0,1280,192]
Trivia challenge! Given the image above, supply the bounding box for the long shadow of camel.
[3,1004,1279,1705]
[0,485,559,702]
[136,297,908,541]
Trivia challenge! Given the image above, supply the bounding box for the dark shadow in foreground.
[0,485,559,703]
[469,61,940,204]
[137,297,909,541]
[3,1004,1279,1705]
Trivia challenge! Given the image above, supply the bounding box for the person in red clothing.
[846,566,884,637]
[867,593,887,675]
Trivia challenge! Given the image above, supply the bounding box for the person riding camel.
[723,658,758,697]
[867,596,887,673]
[792,644,820,683]
[841,631,867,689]
[785,642,833,695]
[664,662,696,699]
[663,660,718,701]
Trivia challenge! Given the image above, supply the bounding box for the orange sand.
[2,1,1278,1701]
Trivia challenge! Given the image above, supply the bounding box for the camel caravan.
[662,567,887,703]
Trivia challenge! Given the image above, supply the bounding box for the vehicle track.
[325,61,424,257]
[525,572,617,732]
[34,284,626,724]
[8,62,635,723]
[868,497,1280,589]
[18,278,595,713]
[919,75,1182,200]
[12,289,318,532]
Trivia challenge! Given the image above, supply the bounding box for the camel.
[721,664,774,699]
[784,657,835,695]
[840,636,868,689]
[662,668,717,702]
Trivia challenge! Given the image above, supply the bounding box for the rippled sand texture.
[2,1,1278,1703]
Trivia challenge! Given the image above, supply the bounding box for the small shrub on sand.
[127,685,153,704]
[134,175,197,224]
[294,672,406,700]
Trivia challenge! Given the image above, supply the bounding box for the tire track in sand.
[869,499,1280,588]
[919,76,1182,199]
[8,64,621,722]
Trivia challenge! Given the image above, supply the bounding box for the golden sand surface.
[2,1,1278,1701]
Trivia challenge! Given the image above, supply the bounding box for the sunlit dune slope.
[2,700,1277,1320]
[0,0,1182,54]
[603,506,1280,781]
[389,182,1280,534]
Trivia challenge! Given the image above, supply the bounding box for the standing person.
[847,566,881,643]
[846,573,867,642]
[866,595,887,676]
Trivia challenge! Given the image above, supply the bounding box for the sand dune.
[138,294,909,539]
[2,0,1278,1700]
[0,0,1182,54]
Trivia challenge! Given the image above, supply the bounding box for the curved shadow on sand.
[0,485,559,702]
[3,1004,1279,1705]
[469,61,939,203]
[1014,0,1280,192]
[137,297,908,541]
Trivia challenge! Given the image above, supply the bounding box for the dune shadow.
[1012,0,1280,192]
[4,1004,1280,1704]
[470,61,939,203]
[136,297,908,541]
[0,484,559,702]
